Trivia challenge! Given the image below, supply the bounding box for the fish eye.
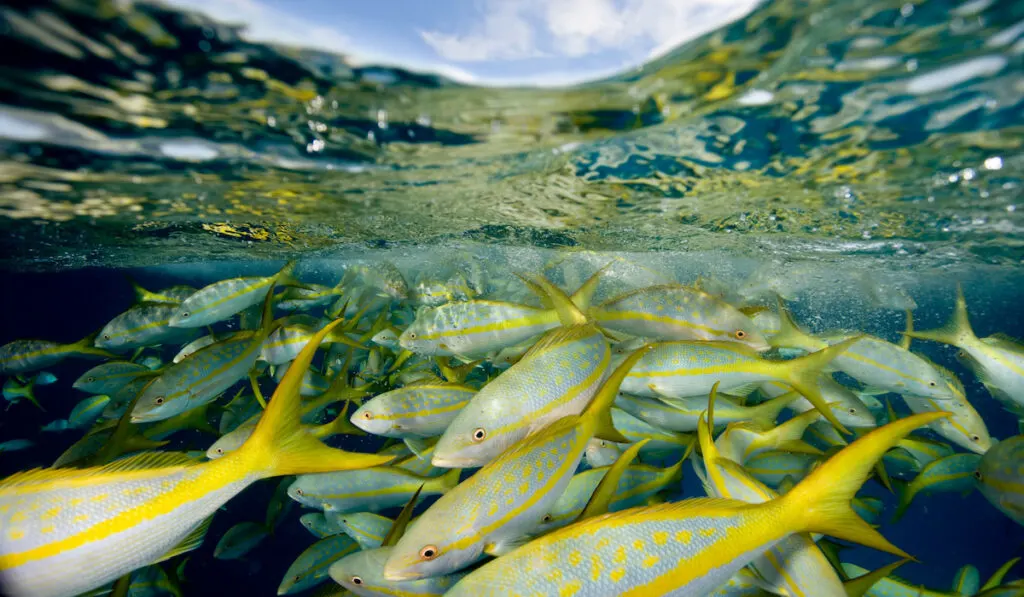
[599,441,608,447]
[362,411,373,420]
[87,377,95,382]
[408,332,417,340]
[928,381,937,387]
[971,434,981,442]
[472,428,486,442]
[181,312,190,318]
[848,408,857,415]
[542,514,552,523]
[350,576,362,585]
[293,575,301,583]
[957,350,966,358]
[295,488,304,496]
[154,396,165,405]
[419,545,439,560]
[734,330,747,339]
[215,448,223,454]
[102,335,110,340]
[973,471,983,481]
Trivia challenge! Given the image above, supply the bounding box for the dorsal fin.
[517,273,587,326]
[521,325,597,361]
[899,310,913,350]
[844,559,910,597]
[569,262,611,312]
[383,484,423,547]
[578,439,649,521]
[0,451,198,489]
[981,557,1021,591]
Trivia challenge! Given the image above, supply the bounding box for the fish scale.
[352,382,476,439]
[591,285,769,351]
[170,276,274,328]
[96,304,198,351]
[433,325,609,468]
[287,467,458,513]
[131,331,264,423]
[399,300,559,358]
[536,462,682,534]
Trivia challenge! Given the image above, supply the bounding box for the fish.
[894,453,982,520]
[350,379,476,439]
[171,334,223,364]
[698,383,847,597]
[0,333,114,375]
[535,459,685,535]
[743,450,823,487]
[584,438,623,468]
[329,546,464,597]
[588,284,770,351]
[130,290,279,423]
[617,336,859,432]
[278,533,359,595]
[900,371,992,454]
[441,411,946,596]
[0,439,34,453]
[345,262,409,301]
[73,362,157,395]
[298,513,344,538]
[383,343,651,580]
[277,283,346,313]
[760,376,878,429]
[259,318,364,366]
[397,271,599,359]
[40,420,70,433]
[610,408,694,453]
[333,512,392,550]
[614,390,799,433]
[128,280,196,305]
[840,563,959,597]
[370,328,401,350]
[0,318,393,597]
[2,377,43,410]
[713,406,824,466]
[287,467,460,514]
[168,261,303,328]
[96,304,200,351]
[432,275,611,467]
[976,434,1024,526]
[952,565,980,597]
[213,521,269,560]
[905,284,1024,412]
[771,301,959,403]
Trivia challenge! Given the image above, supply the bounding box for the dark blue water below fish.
[0,260,1021,595]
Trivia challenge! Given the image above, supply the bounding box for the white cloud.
[419,1,542,62]
[421,0,761,63]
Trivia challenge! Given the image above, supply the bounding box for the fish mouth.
[382,564,419,582]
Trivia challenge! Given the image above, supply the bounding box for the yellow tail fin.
[582,344,654,443]
[844,559,909,597]
[568,262,612,312]
[241,319,394,477]
[904,284,976,348]
[778,411,949,558]
[775,337,861,434]
[749,390,803,428]
[518,273,588,326]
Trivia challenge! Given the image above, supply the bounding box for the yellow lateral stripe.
[191,278,269,316]
[593,310,729,338]
[173,335,261,399]
[487,350,609,439]
[0,457,249,569]
[109,316,173,340]
[316,484,423,501]
[371,400,469,422]
[445,431,587,553]
[418,312,555,341]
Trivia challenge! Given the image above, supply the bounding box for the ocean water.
[0,0,1022,596]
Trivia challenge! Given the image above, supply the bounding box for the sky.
[163,0,761,86]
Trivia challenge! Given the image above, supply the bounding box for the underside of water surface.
[0,0,1020,274]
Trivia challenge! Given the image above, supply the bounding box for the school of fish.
[0,259,1021,597]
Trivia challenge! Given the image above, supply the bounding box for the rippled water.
[0,0,1020,271]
